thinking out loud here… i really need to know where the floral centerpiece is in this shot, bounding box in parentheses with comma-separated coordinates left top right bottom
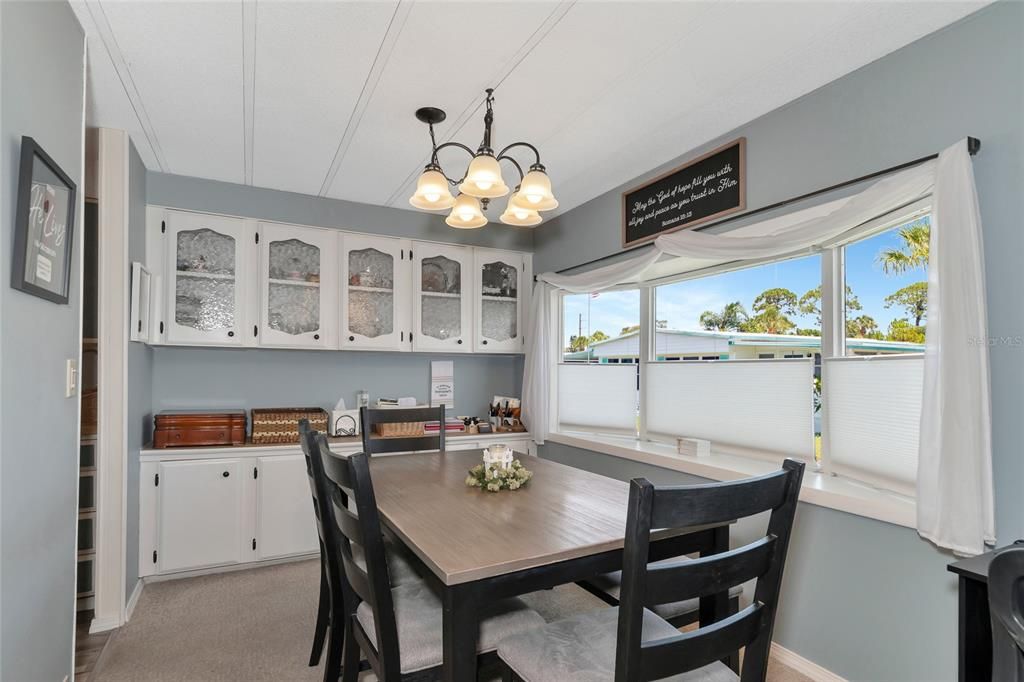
(465, 458, 533, 492)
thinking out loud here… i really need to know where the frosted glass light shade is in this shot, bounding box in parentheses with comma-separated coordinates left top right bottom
(410, 168, 455, 210)
(512, 168, 558, 211)
(445, 194, 487, 229)
(499, 192, 542, 226)
(459, 153, 509, 199)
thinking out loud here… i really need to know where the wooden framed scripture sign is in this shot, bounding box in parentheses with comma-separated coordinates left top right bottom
(622, 137, 745, 248)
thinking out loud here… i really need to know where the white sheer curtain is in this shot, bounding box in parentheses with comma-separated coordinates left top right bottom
(521, 138, 992, 555)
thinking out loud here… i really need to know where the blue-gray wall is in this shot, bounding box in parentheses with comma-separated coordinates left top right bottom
(125, 140, 151, 603)
(535, 4, 1022, 680)
(0, 2, 86, 679)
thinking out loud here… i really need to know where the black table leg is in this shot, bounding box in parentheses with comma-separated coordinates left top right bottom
(443, 582, 480, 682)
(698, 525, 737, 673)
(959, 575, 992, 682)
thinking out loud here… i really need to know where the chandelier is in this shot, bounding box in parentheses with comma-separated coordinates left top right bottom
(409, 89, 558, 228)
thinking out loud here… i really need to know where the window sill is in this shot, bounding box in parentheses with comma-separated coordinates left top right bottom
(546, 432, 917, 530)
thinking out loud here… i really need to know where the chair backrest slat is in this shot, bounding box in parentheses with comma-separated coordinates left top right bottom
(639, 604, 767, 680)
(360, 405, 446, 456)
(317, 437, 403, 680)
(645, 535, 777, 606)
(649, 469, 790, 530)
(615, 458, 804, 682)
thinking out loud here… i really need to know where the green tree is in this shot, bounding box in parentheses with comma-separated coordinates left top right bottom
(846, 314, 883, 339)
(590, 330, 609, 344)
(798, 286, 862, 326)
(740, 305, 796, 335)
(878, 218, 930, 274)
(795, 328, 822, 337)
(699, 302, 748, 331)
(752, 288, 799, 316)
(884, 282, 928, 326)
(566, 330, 608, 353)
(886, 318, 926, 344)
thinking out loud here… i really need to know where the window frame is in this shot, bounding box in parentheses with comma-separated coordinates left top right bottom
(552, 204, 931, 496)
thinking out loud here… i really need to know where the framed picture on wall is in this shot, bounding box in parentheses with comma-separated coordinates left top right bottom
(11, 136, 77, 304)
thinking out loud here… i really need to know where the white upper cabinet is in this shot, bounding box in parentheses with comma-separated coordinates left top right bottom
(412, 242, 473, 352)
(257, 223, 336, 349)
(163, 211, 251, 346)
(340, 234, 411, 351)
(473, 249, 528, 353)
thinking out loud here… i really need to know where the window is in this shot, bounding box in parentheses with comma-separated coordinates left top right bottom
(558, 290, 640, 436)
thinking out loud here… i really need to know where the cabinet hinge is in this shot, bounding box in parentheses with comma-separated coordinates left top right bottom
(152, 550, 158, 564)
(253, 466, 258, 479)
(252, 538, 256, 551)
(400, 249, 404, 260)
(254, 325, 258, 337)
(155, 473, 159, 486)
(138, 320, 143, 333)
(160, 220, 166, 234)
(159, 321, 164, 334)
(255, 232, 259, 244)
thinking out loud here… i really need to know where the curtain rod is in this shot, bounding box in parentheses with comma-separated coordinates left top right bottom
(542, 136, 980, 278)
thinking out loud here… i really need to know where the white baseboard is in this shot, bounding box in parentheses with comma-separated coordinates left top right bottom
(771, 643, 846, 682)
(89, 615, 120, 634)
(124, 579, 143, 622)
(144, 553, 318, 583)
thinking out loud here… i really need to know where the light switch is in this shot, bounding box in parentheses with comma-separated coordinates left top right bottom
(66, 359, 77, 398)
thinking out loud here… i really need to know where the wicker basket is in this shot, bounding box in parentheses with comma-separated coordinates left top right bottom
(374, 421, 425, 438)
(251, 407, 328, 444)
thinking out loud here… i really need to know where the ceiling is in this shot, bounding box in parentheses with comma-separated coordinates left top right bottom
(73, 0, 986, 223)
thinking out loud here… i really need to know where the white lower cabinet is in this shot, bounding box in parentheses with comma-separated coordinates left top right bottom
(155, 459, 248, 573)
(255, 455, 319, 560)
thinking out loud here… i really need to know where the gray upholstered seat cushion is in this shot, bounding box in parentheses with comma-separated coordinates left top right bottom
(356, 581, 545, 674)
(497, 606, 738, 682)
(585, 556, 743, 621)
(351, 539, 420, 586)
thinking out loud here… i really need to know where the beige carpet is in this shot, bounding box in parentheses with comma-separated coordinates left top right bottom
(94, 559, 812, 681)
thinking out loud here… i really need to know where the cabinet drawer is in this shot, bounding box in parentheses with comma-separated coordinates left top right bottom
(154, 425, 245, 448)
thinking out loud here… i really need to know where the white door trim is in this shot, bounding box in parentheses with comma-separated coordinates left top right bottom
(92, 127, 129, 633)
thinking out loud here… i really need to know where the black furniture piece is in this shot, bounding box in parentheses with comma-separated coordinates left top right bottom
(989, 547, 1024, 681)
(317, 439, 544, 681)
(360, 405, 446, 455)
(299, 420, 347, 681)
(496, 459, 805, 682)
(948, 541, 1024, 681)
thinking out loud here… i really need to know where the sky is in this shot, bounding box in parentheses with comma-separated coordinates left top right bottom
(562, 221, 928, 348)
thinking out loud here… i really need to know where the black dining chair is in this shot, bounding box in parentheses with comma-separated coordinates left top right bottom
(360, 405, 445, 456)
(497, 459, 805, 682)
(316, 437, 545, 681)
(989, 546, 1024, 681)
(299, 421, 420, 680)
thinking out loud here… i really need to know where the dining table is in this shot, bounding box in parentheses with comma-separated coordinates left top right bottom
(366, 450, 734, 682)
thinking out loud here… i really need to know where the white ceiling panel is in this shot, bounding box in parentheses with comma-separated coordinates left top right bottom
(99, 1, 245, 183)
(325, 0, 563, 206)
(251, 1, 398, 194)
(75, 0, 988, 224)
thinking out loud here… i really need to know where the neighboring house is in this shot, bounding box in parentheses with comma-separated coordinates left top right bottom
(567, 329, 923, 363)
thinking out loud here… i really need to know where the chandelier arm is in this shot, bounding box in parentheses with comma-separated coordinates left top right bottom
(495, 141, 542, 167)
(431, 141, 477, 185)
(495, 154, 525, 187)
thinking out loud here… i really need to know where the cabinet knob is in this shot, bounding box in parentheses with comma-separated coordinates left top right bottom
(457, 339, 463, 345)
(314, 334, 320, 340)
(222, 471, 230, 478)
(349, 335, 355, 342)
(227, 331, 235, 338)
(482, 340, 488, 345)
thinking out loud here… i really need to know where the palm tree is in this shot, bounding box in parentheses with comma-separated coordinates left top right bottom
(699, 301, 748, 331)
(877, 218, 930, 274)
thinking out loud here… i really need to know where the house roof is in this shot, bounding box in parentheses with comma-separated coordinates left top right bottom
(587, 328, 923, 353)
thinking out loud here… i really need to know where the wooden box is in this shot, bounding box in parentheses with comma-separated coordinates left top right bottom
(251, 407, 328, 444)
(153, 410, 247, 449)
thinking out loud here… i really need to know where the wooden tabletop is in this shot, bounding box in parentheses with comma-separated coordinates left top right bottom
(369, 451, 662, 585)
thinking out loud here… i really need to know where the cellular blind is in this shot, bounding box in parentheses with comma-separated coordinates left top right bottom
(823, 355, 923, 496)
(646, 359, 815, 459)
(557, 364, 637, 434)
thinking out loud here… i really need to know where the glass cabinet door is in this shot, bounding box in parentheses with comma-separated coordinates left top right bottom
(259, 224, 334, 348)
(165, 212, 247, 345)
(476, 253, 523, 352)
(413, 243, 472, 352)
(340, 235, 409, 350)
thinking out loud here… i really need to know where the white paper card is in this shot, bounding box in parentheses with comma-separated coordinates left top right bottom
(430, 361, 454, 409)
